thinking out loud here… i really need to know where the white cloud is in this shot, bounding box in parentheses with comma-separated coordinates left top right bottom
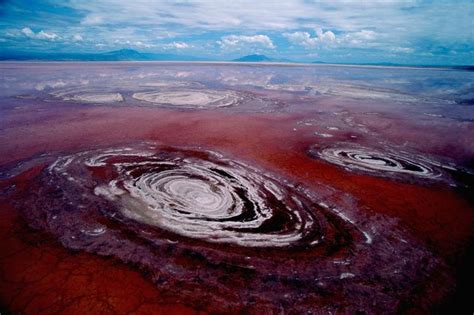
(341, 30, 377, 45)
(73, 1, 316, 30)
(113, 39, 156, 48)
(283, 28, 335, 47)
(218, 35, 275, 49)
(81, 15, 104, 25)
(133, 41, 155, 48)
(316, 28, 336, 42)
(156, 31, 176, 40)
(284, 28, 381, 49)
(164, 41, 191, 49)
(21, 27, 59, 40)
(66, 1, 431, 36)
(36, 30, 59, 40)
(21, 27, 35, 37)
(73, 34, 83, 41)
(284, 32, 315, 46)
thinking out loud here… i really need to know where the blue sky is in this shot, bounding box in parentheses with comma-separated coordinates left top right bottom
(0, 0, 473, 65)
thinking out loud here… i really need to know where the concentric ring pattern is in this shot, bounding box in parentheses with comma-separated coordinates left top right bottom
(132, 89, 241, 108)
(42, 144, 362, 248)
(310, 144, 450, 181)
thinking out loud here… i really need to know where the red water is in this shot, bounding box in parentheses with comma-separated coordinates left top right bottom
(1, 102, 472, 314)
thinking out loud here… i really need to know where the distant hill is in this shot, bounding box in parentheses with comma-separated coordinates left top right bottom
(233, 54, 272, 62)
(233, 54, 292, 63)
(0, 49, 207, 62)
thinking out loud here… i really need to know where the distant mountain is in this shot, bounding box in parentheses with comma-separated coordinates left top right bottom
(98, 49, 147, 61)
(0, 49, 207, 62)
(233, 54, 293, 63)
(233, 54, 272, 62)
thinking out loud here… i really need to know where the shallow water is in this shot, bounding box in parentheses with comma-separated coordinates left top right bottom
(0, 62, 473, 314)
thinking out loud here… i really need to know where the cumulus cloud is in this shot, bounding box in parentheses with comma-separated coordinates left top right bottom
(284, 28, 381, 49)
(283, 32, 315, 46)
(283, 28, 335, 47)
(316, 28, 336, 42)
(218, 35, 275, 49)
(164, 41, 191, 49)
(21, 27, 59, 40)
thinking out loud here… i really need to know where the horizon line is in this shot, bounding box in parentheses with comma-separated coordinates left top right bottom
(1, 60, 471, 71)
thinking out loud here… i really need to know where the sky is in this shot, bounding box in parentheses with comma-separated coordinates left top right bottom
(0, 0, 473, 65)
